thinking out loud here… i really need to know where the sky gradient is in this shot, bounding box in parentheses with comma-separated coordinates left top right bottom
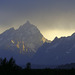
(0, 0, 75, 40)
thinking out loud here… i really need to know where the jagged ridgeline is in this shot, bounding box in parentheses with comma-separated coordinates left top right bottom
(0, 21, 50, 54)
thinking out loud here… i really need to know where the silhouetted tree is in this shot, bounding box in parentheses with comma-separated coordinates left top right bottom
(7, 57, 15, 71)
(8, 57, 15, 66)
(0, 58, 2, 65)
(8, 57, 22, 70)
(1, 58, 7, 66)
(0, 58, 8, 71)
(26, 62, 31, 69)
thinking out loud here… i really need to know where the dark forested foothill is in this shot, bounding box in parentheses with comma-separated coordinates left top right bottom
(0, 57, 75, 75)
(0, 58, 75, 75)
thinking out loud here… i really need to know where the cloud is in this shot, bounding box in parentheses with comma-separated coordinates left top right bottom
(0, 0, 75, 32)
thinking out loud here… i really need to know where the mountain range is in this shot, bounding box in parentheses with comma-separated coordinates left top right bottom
(0, 21, 49, 52)
(0, 21, 49, 65)
(32, 33, 75, 65)
(0, 21, 75, 67)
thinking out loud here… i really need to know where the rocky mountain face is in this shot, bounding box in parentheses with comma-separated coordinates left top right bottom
(1, 21, 75, 66)
(0, 21, 48, 53)
(0, 21, 49, 65)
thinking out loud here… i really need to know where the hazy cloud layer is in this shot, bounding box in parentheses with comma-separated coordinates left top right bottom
(0, 0, 75, 40)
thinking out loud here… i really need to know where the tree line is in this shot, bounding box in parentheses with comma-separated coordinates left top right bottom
(0, 57, 31, 72)
(0, 57, 75, 75)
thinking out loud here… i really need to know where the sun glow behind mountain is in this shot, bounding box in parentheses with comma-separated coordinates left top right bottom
(0, 0, 75, 41)
(41, 29, 75, 41)
(1, 22, 75, 41)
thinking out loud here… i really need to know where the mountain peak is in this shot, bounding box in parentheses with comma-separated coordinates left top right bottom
(2, 27, 15, 35)
(71, 32, 75, 37)
(23, 21, 32, 27)
(53, 37, 58, 41)
(18, 21, 34, 30)
(26, 20, 31, 25)
(0, 21, 49, 54)
(9, 27, 15, 31)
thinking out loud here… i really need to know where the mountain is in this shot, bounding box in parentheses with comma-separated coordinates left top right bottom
(0, 21, 49, 65)
(57, 63, 75, 69)
(32, 33, 75, 65)
(1, 21, 75, 67)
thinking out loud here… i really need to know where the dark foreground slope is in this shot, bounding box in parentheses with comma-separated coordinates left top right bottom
(0, 58, 75, 75)
(0, 68, 75, 75)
